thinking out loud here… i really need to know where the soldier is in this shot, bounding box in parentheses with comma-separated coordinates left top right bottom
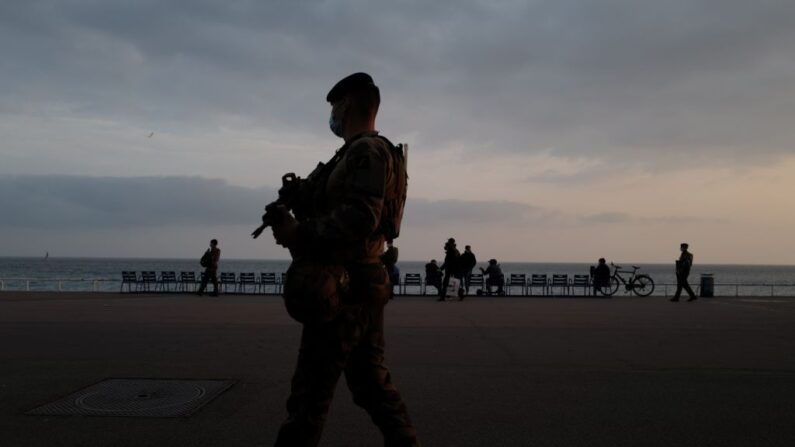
(270, 73, 419, 447)
(196, 239, 220, 296)
(671, 242, 697, 302)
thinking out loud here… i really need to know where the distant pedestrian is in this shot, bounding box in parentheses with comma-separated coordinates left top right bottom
(438, 238, 461, 301)
(671, 242, 697, 302)
(591, 258, 612, 296)
(197, 239, 220, 296)
(459, 245, 477, 294)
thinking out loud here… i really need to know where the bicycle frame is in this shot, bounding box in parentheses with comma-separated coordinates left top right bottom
(612, 265, 641, 291)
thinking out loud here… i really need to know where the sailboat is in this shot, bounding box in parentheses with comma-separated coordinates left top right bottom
(44, 251, 49, 260)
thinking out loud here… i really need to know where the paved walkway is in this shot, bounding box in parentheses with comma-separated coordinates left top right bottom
(1, 292, 794, 446)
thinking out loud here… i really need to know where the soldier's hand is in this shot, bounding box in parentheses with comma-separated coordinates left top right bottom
(271, 206, 299, 248)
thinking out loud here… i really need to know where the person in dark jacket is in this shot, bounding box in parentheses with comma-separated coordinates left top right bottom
(197, 239, 220, 296)
(591, 258, 612, 296)
(438, 238, 461, 301)
(480, 259, 504, 295)
(459, 245, 477, 294)
(671, 242, 697, 302)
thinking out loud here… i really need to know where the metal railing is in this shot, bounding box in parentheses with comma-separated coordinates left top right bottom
(0, 278, 119, 292)
(1, 276, 795, 297)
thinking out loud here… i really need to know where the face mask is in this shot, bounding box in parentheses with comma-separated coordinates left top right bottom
(329, 115, 344, 138)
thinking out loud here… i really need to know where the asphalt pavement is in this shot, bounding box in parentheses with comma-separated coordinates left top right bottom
(1, 292, 794, 446)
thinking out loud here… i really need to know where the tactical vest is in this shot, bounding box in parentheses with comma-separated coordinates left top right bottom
(297, 134, 408, 242)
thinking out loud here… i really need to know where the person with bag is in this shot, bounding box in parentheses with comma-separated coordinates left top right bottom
(269, 73, 419, 447)
(197, 239, 220, 296)
(438, 238, 461, 301)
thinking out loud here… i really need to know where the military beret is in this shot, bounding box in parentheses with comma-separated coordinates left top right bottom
(326, 72, 377, 103)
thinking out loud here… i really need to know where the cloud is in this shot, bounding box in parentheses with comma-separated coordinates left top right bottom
(0, 175, 274, 228)
(404, 198, 560, 227)
(0, 175, 566, 229)
(579, 212, 728, 225)
(2, 0, 795, 171)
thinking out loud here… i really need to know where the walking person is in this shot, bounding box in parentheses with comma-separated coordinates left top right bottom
(671, 242, 697, 302)
(197, 239, 220, 296)
(268, 73, 419, 447)
(459, 245, 477, 295)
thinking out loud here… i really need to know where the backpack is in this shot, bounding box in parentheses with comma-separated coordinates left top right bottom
(200, 249, 211, 268)
(376, 136, 408, 242)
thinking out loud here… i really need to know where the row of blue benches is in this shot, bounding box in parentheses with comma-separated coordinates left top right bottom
(120, 271, 285, 294)
(404, 273, 594, 296)
(120, 271, 598, 296)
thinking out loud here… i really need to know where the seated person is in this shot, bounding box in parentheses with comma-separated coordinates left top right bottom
(591, 258, 611, 295)
(480, 259, 504, 294)
(424, 259, 442, 292)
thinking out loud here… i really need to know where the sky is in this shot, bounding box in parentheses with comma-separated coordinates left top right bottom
(1, 0, 794, 264)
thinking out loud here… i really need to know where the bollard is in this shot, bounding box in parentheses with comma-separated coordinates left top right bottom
(699, 274, 714, 297)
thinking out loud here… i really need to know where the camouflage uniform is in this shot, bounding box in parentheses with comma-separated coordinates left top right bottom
(275, 131, 419, 447)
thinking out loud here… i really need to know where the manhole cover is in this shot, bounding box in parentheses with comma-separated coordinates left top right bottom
(28, 378, 234, 417)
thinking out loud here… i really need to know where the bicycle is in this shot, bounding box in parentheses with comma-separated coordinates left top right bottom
(596, 263, 655, 297)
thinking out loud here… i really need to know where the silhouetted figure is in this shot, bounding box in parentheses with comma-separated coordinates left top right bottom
(591, 258, 611, 295)
(269, 73, 418, 447)
(381, 241, 400, 293)
(197, 239, 220, 296)
(425, 259, 442, 293)
(480, 259, 504, 295)
(459, 245, 477, 294)
(671, 242, 697, 302)
(438, 238, 461, 301)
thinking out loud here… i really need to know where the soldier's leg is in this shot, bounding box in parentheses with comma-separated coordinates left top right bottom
(275, 318, 358, 447)
(344, 304, 419, 447)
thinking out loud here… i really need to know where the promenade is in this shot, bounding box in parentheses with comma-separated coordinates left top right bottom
(1, 292, 794, 446)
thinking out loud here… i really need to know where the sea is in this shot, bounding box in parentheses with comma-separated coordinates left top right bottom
(1, 257, 795, 297)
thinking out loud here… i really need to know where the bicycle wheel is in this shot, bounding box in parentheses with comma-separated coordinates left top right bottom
(598, 277, 620, 296)
(631, 274, 655, 297)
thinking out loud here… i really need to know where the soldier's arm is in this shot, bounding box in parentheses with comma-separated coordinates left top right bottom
(301, 140, 388, 243)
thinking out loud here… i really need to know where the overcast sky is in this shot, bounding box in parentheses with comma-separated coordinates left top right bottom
(2, 0, 794, 264)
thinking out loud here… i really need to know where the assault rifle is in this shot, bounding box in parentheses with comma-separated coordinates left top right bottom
(251, 173, 303, 239)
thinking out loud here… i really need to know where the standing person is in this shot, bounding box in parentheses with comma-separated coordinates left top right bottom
(438, 238, 461, 301)
(459, 245, 477, 295)
(671, 242, 697, 302)
(381, 241, 400, 294)
(591, 258, 611, 296)
(269, 73, 419, 447)
(197, 239, 220, 296)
